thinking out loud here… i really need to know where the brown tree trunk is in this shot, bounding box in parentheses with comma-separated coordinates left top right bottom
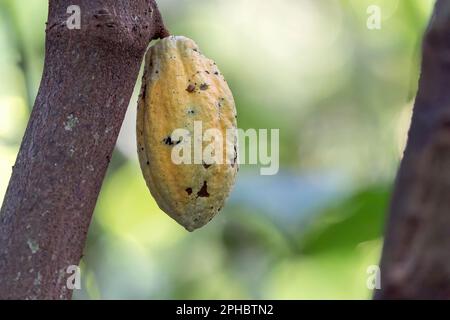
(0, 0, 167, 300)
(376, 0, 450, 299)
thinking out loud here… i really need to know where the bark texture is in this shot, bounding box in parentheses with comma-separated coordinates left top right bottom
(0, 0, 167, 299)
(376, 0, 450, 299)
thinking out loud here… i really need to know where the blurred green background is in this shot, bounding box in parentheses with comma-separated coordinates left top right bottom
(0, 0, 435, 299)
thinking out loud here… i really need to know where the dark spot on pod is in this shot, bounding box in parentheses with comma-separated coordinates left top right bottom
(163, 136, 181, 146)
(186, 84, 196, 93)
(205, 71, 210, 74)
(203, 162, 211, 169)
(163, 136, 174, 145)
(197, 181, 210, 198)
(200, 83, 209, 91)
(185, 188, 193, 195)
(146, 161, 150, 165)
(214, 71, 219, 75)
(141, 84, 147, 101)
(231, 145, 237, 168)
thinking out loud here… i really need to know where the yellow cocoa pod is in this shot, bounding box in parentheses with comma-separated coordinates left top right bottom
(137, 36, 238, 232)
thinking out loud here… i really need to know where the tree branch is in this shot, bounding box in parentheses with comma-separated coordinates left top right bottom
(0, 0, 167, 299)
(376, 0, 450, 299)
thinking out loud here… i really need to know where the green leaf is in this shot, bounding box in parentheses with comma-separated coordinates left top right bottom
(299, 185, 390, 254)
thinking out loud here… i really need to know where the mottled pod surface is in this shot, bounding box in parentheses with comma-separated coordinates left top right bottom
(137, 36, 238, 231)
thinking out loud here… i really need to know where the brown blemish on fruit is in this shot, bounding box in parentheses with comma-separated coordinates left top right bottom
(231, 145, 237, 168)
(186, 84, 195, 93)
(197, 181, 210, 198)
(163, 136, 181, 146)
(203, 162, 211, 169)
(141, 82, 147, 101)
(163, 136, 174, 145)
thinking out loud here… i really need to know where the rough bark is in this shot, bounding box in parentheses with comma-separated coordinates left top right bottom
(376, 0, 450, 299)
(0, 0, 168, 299)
